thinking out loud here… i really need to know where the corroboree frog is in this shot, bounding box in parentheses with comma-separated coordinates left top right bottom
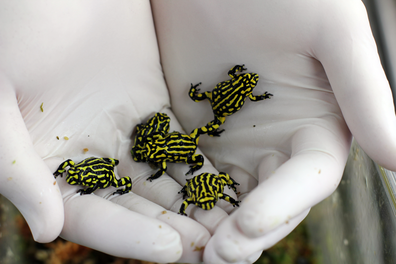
(131, 113, 170, 162)
(53, 157, 132, 195)
(131, 113, 205, 181)
(144, 131, 204, 181)
(189, 64, 273, 136)
(178, 172, 240, 216)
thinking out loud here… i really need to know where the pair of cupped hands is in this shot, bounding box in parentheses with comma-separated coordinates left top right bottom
(1, 1, 396, 263)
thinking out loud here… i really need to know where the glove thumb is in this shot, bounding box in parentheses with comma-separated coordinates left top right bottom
(0, 73, 64, 242)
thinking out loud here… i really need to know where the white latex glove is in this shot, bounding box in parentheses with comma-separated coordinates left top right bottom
(152, 0, 396, 263)
(0, 1, 240, 263)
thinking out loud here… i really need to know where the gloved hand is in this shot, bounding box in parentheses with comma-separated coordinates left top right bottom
(0, 1, 238, 263)
(152, 0, 396, 263)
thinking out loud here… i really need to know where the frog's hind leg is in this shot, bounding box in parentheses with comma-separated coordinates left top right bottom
(218, 193, 240, 207)
(53, 159, 75, 177)
(189, 82, 212, 102)
(112, 176, 132, 195)
(228, 64, 247, 78)
(178, 198, 195, 216)
(249, 91, 273, 101)
(189, 116, 225, 138)
(147, 161, 167, 182)
(185, 154, 204, 175)
(206, 116, 226, 137)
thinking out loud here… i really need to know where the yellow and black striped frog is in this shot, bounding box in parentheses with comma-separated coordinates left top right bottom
(189, 64, 273, 136)
(178, 172, 240, 216)
(143, 130, 204, 181)
(53, 157, 132, 195)
(131, 112, 204, 181)
(131, 112, 170, 162)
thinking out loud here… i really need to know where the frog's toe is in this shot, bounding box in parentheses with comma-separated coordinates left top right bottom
(208, 129, 225, 137)
(112, 189, 129, 195)
(76, 189, 87, 195)
(263, 92, 273, 98)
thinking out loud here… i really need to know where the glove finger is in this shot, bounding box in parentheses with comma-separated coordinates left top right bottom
(61, 192, 183, 263)
(0, 74, 64, 242)
(203, 209, 309, 264)
(314, 0, 396, 170)
(236, 125, 350, 238)
(111, 192, 210, 263)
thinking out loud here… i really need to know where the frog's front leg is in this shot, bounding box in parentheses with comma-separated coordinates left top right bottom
(77, 182, 100, 195)
(147, 160, 167, 181)
(218, 193, 240, 207)
(185, 154, 204, 175)
(219, 172, 240, 193)
(178, 198, 195, 216)
(249, 91, 273, 101)
(53, 159, 74, 177)
(189, 82, 212, 102)
(228, 64, 247, 78)
(178, 185, 188, 199)
(112, 176, 132, 195)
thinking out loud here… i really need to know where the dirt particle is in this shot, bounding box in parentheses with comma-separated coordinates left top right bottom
(318, 169, 321, 174)
(53, 181, 57, 185)
(253, 125, 256, 127)
(12, 160, 16, 164)
(56, 136, 60, 140)
(162, 211, 167, 214)
(159, 225, 162, 229)
(64, 136, 69, 140)
(7, 177, 12, 181)
(40, 103, 44, 112)
(83, 148, 89, 153)
(193, 246, 205, 252)
(191, 242, 195, 247)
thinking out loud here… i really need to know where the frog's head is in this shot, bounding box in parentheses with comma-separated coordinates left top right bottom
(250, 73, 259, 88)
(108, 158, 119, 166)
(152, 113, 171, 133)
(218, 172, 231, 184)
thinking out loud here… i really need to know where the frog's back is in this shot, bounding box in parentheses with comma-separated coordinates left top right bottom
(76, 157, 116, 177)
(192, 173, 223, 199)
(212, 74, 258, 116)
(164, 132, 198, 156)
